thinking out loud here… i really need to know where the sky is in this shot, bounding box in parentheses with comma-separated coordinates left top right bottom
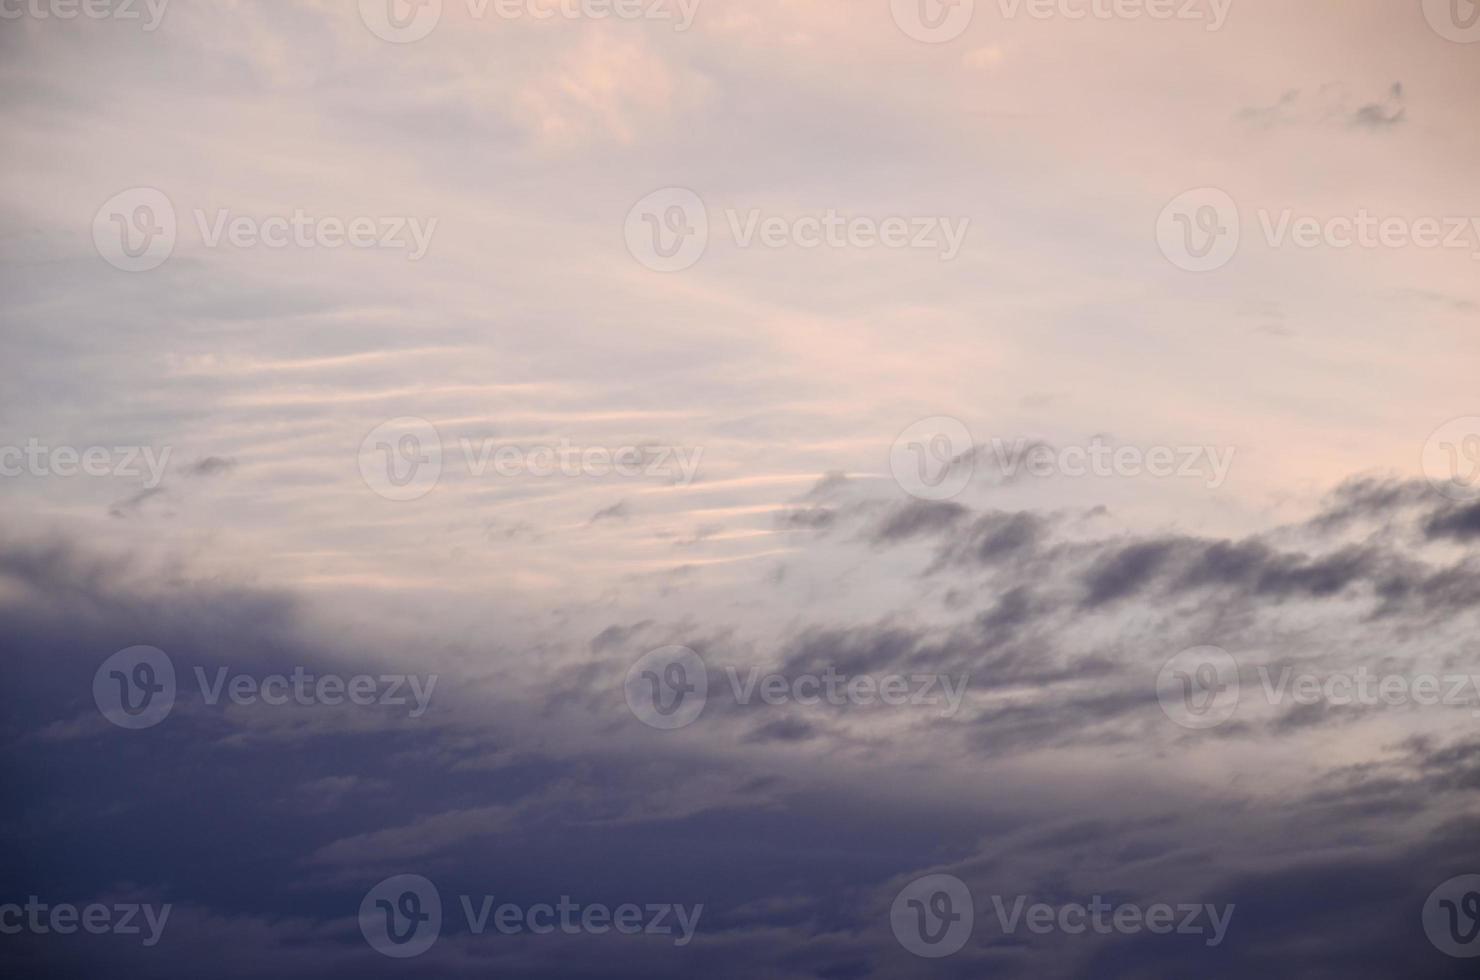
(2, 0, 1480, 977)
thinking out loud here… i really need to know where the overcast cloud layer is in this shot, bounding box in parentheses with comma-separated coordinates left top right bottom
(2, 1, 1480, 977)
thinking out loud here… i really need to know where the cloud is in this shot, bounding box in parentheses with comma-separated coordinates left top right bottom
(590, 500, 632, 523)
(5, 4, 1480, 976)
(869, 500, 968, 544)
(1351, 82, 1407, 128)
(108, 486, 168, 519)
(1424, 502, 1480, 543)
(744, 717, 818, 744)
(5, 469, 1480, 976)
(186, 456, 237, 477)
(1236, 82, 1407, 130)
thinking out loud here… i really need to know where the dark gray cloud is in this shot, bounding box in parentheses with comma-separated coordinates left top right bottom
(108, 486, 168, 519)
(1425, 503, 1480, 543)
(4, 3, 1478, 976)
(744, 717, 819, 744)
(185, 456, 237, 478)
(779, 506, 838, 531)
(825, 480, 1480, 626)
(869, 500, 967, 544)
(590, 500, 632, 524)
(590, 620, 655, 653)
(1081, 539, 1180, 607)
(6, 464, 1480, 978)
